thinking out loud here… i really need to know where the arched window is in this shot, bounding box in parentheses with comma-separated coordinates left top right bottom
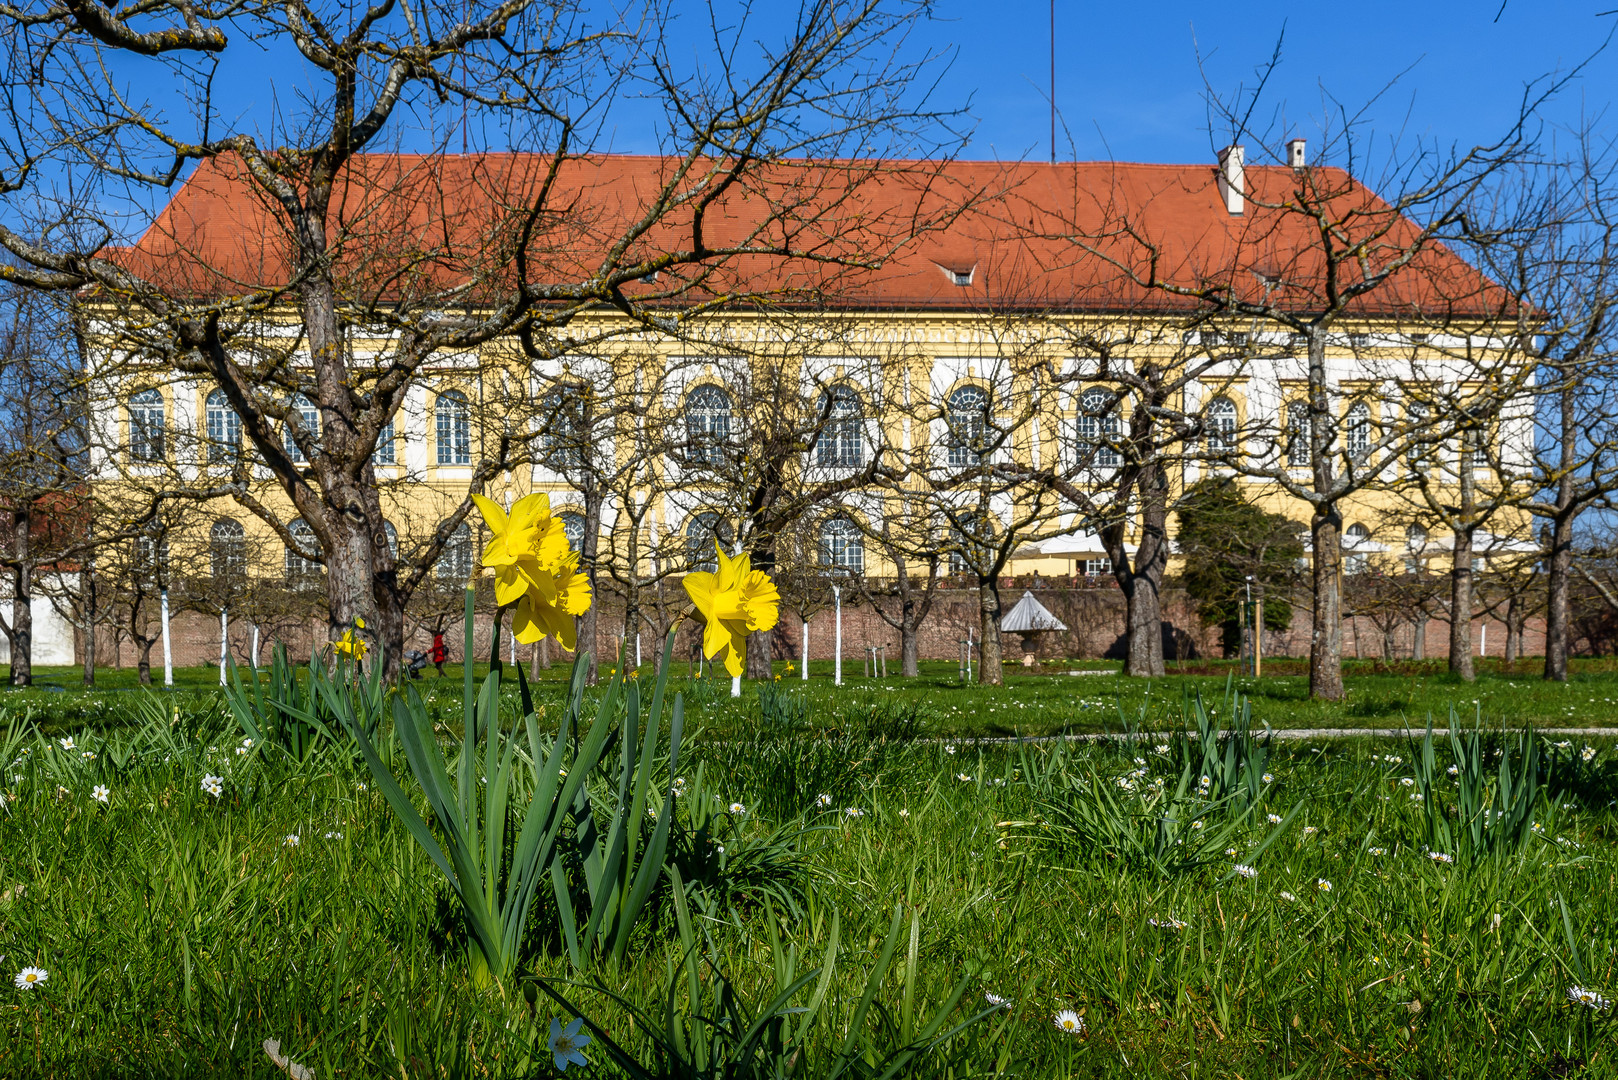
(373, 418, 396, 466)
(128, 389, 166, 462)
(383, 521, 399, 561)
(541, 386, 586, 470)
(1205, 396, 1238, 455)
(285, 519, 322, 583)
(815, 385, 864, 468)
(818, 516, 865, 574)
(1076, 388, 1120, 468)
(685, 511, 732, 572)
(205, 389, 241, 463)
(436, 391, 471, 465)
(1344, 522, 1371, 575)
(558, 511, 587, 550)
(209, 519, 246, 580)
(684, 385, 732, 465)
(284, 394, 320, 463)
(1405, 524, 1427, 550)
(438, 522, 472, 581)
(946, 385, 989, 468)
(1344, 402, 1371, 459)
(1285, 401, 1311, 467)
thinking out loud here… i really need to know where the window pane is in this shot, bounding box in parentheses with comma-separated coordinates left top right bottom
(436, 392, 470, 465)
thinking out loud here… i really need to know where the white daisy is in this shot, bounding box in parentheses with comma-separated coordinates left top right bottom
(13, 966, 47, 990)
(1410, 793, 1424, 802)
(1567, 986, 1611, 1010)
(815, 793, 833, 808)
(898, 808, 910, 817)
(91, 785, 109, 804)
(1316, 878, 1333, 892)
(1368, 847, 1385, 856)
(985, 991, 1010, 1008)
(728, 802, 746, 815)
(284, 834, 300, 847)
(1233, 864, 1257, 879)
(1267, 813, 1282, 824)
(1053, 1009, 1085, 1035)
(1262, 772, 1274, 783)
(844, 807, 865, 818)
(1279, 891, 1297, 902)
(1581, 746, 1596, 763)
(1399, 778, 1415, 788)
(957, 773, 972, 782)
(57, 737, 75, 751)
(201, 775, 224, 798)
(1427, 852, 1454, 865)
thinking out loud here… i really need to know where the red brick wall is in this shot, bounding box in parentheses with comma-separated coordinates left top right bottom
(83, 583, 1551, 670)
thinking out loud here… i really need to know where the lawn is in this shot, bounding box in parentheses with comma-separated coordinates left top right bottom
(2, 654, 1617, 1077)
(10, 656, 1618, 737)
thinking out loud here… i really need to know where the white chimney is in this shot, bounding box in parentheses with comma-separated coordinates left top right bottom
(1217, 145, 1245, 216)
(1287, 137, 1307, 170)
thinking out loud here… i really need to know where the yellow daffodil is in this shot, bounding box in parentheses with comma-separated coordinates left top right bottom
(682, 543, 780, 677)
(334, 629, 368, 661)
(510, 550, 592, 649)
(471, 493, 571, 579)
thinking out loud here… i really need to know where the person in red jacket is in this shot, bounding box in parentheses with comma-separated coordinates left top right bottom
(430, 631, 448, 676)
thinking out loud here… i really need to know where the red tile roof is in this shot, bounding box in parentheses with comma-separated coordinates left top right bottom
(111, 153, 1506, 319)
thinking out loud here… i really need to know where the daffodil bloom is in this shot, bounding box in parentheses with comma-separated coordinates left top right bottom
(334, 629, 368, 660)
(682, 543, 780, 677)
(510, 550, 592, 649)
(472, 493, 571, 582)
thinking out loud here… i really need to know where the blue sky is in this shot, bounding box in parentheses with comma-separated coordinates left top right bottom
(897, 0, 1617, 164)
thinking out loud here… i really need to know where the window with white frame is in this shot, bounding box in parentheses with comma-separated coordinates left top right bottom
(815, 385, 864, 468)
(373, 418, 396, 466)
(1285, 401, 1311, 467)
(540, 386, 586, 470)
(684, 385, 732, 466)
(1405, 402, 1429, 475)
(209, 519, 245, 579)
(1344, 402, 1371, 460)
(818, 516, 865, 574)
(128, 389, 166, 463)
(438, 522, 473, 581)
(1344, 522, 1370, 574)
(135, 530, 168, 584)
(284, 394, 320, 463)
(1076, 388, 1120, 468)
(205, 389, 241, 463)
(946, 385, 989, 468)
(285, 519, 322, 584)
(435, 391, 471, 465)
(383, 521, 399, 562)
(1205, 396, 1238, 455)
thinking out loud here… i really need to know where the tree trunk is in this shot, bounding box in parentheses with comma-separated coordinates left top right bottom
(81, 558, 96, 688)
(1504, 595, 1522, 663)
(8, 507, 30, 687)
(580, 486, 603, 682)
(977, 575, 1004, 686)
(1449, 526, 1475, 681)
(1308, 508, 1345, 701)
(1412, 614, 1427, 660)
(1544, 510, 1573, 682)
(1112, 457, 1167, 677)
(900, 606, 921, 677)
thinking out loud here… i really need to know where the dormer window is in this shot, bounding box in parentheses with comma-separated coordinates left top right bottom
(937, 263, 975, 287)
(950, 269, 973, 286)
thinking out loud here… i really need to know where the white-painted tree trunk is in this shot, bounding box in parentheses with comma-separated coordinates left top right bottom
(160, 587, 173, 687)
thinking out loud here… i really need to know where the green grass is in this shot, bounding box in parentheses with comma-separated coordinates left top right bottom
(12, 656, 1618, 737)
(3, 687, 1618, 1077)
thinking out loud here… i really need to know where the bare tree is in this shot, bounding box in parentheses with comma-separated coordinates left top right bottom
(0, 0, 964, 672)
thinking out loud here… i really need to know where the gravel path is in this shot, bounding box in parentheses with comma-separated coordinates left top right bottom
(948, 727, 1618, 744)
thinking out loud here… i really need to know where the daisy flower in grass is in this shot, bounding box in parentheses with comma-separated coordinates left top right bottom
(91, 785, 109, 804)
(1428, 852, 1454, 865)
(1053, 1009, 1085, 1035)
(1316, 878, 1333, 892)
(13, 967, 47, 990)
(1267, 813, 1282, 824)
(1279, 891, 1297, 902)
(815, 793, 833, 808)
(1233, 864, 1257, 879)
(1568, 986, 1612, 1010)
(844, 807, 865, 818)
(58, 737, 75, 751)
(728, 803, 746, 815)
(201, 775, 224, 798)
(284, 834, 300, 848)
(985, 992, 1010, 1008)
(1368, 847, 1386, 856)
